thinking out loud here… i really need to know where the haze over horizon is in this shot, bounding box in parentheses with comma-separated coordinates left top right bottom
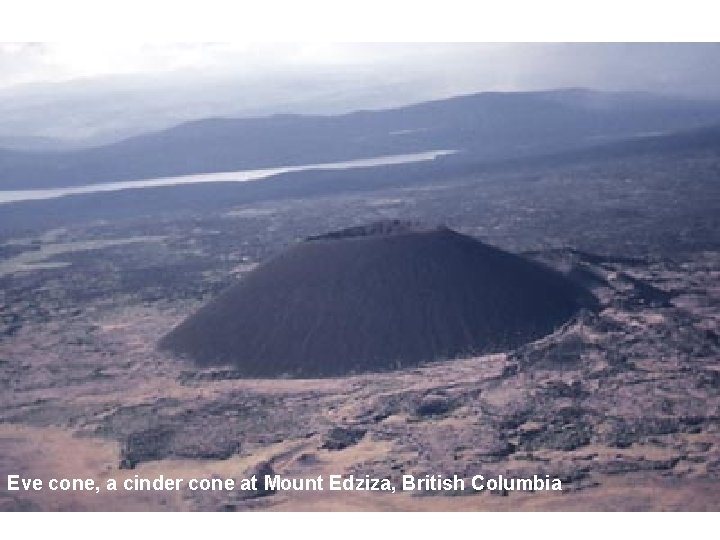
(1, 43, 719, 145)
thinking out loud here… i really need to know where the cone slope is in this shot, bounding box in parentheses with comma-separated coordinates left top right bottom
(160, 223, 595, 377)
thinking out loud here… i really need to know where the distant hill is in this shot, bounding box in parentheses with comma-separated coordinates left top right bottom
(141, 120, 720, 203)
(160, 222, 596, 378)
(2, 88, 720, 190)
(2, 119, 720, 235)
(0, 135, 83, 152)
(499, 123, 720, 169)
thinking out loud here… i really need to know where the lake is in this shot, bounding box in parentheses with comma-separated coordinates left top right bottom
(0, 149, 456, 205)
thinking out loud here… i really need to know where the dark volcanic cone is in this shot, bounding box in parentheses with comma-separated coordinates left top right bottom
(160, 221, 596, 378)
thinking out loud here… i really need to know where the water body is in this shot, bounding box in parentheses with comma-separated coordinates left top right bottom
(0, 150, 456, 205)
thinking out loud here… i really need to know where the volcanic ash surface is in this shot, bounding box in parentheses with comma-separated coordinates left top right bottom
(160, 222, 596, 377)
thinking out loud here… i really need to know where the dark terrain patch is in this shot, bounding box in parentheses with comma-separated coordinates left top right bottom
(160, 222, 595, 377)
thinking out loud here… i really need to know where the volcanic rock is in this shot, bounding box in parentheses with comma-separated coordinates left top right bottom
(160, 221, 596, 377)
(322, 426, 367, 450)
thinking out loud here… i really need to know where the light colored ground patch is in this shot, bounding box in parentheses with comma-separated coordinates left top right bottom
(3, 227, 69, 246)
(0, 236, 165, 277)
(365, 198, 406, 207)
(224, 207, 277, 218)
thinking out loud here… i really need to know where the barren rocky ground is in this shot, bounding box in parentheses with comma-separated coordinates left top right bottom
(2, 145, 720, 511)
(1, 203, 718, 510)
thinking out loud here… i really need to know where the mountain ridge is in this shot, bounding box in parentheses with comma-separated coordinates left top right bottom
(2, 88, 720, 190)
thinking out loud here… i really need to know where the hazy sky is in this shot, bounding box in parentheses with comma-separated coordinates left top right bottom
(2, 43, 720, 97)
(1, 43, 719, 142)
